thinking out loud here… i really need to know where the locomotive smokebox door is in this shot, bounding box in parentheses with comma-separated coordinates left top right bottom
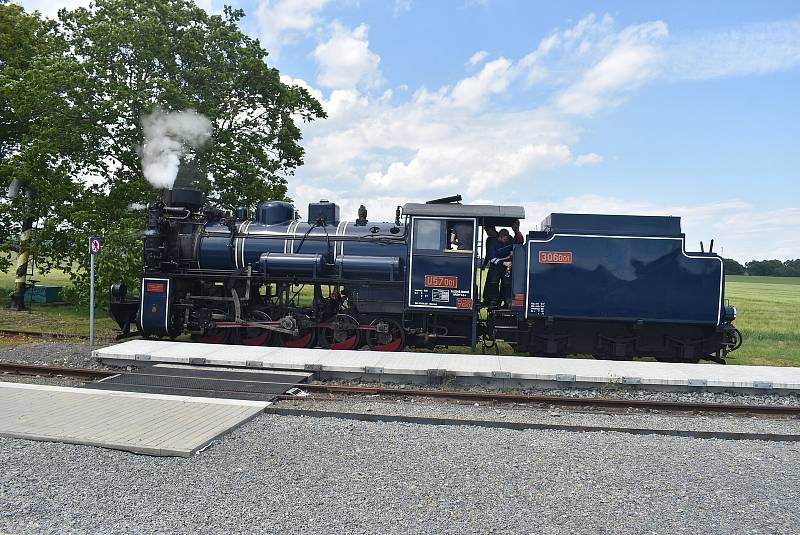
(407, 216, 476, 311)
(139, 277, 173, 337)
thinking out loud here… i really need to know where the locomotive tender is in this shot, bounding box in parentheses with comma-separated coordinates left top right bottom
(110, 187, 741, 363)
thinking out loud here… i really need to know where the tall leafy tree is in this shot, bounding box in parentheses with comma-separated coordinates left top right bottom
(745, 259, 786, 277)
(722, 258, 746, 276)
(1, 0, 325, 304)
(0, 2, 90, 308)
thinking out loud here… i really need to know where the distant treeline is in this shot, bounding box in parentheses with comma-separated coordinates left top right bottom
(724, 258, 800, 277)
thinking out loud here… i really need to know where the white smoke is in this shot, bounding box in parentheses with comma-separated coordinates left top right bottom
(139, 109, 212, 190)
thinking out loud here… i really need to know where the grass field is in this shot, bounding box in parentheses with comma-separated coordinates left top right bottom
(1, 268, 798, 366)
(724, 276, 800, 366)
(0, 267, 117, 341)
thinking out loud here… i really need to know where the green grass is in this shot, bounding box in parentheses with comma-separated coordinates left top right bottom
(0, 266, 73, 291)
(727, 275, 800, 285)
(0, 266, 117, 343)
(1, 268, 798, 366)
(724, 276, 800, 367)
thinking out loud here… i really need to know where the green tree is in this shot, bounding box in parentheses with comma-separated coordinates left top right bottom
(745, 259, 786, 277)
(722, 258, 746, 275)
(2, 0, 325, 305)
(0, 2, 91, 309)
(782, 259, 800, 277)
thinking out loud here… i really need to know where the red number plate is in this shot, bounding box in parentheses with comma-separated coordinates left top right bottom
(145, 282, 166, 293)
(424, 275, 458, 288)
(538, 251, 573, 264)
(456, 298, 473, 309)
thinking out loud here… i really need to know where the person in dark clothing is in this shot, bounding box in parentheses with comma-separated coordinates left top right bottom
(483, 220, 523, 307)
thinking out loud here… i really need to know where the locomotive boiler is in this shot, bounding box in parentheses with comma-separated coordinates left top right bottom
(110, 188, 741, 363)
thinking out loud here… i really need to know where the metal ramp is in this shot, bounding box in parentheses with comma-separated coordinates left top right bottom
(85, 364, 311, 402)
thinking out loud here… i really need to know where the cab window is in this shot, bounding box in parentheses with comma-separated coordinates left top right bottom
(414, 219, 443, 251)
(447, 221, 474, 252)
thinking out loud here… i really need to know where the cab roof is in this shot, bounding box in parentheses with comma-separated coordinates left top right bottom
(402, 203, 525, 224)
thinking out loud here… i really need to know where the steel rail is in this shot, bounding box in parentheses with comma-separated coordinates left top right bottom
(0, 362, 114, 379)
(1, 362, 798, 417)
(293, 383, 800, 417)
(0, 329, 88, 339)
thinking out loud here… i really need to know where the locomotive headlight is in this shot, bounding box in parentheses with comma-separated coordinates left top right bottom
(110, 282, 127, 301)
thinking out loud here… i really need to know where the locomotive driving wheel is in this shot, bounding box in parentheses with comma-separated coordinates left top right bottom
(319, 314, 361, 350)
(191, 328, 230, 344)
(276, 314, 317, 348)
(278, 329, 316, 348)
(366, 318, 406, 352)
(240, 310, 273, 346)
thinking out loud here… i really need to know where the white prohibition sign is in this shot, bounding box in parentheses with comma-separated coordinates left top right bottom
(89, 236, 102, 256)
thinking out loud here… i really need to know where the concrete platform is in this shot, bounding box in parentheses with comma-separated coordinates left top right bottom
(94, 340, 800, 393)
(0, 381, 269, 457)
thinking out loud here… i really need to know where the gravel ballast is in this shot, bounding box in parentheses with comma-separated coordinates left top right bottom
(275, 396, 800, 437)
(1, 414, 798, 534)
(0, 342, 104, 369)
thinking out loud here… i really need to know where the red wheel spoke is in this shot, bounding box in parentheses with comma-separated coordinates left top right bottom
(280, 329, 315, 348)
(327, 334, 359, 350)
(367, 319, 405, 352)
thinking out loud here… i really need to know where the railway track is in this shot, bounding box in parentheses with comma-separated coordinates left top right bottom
(1, 361, 799, 417)
(294, 384, 800, 417)
(0, 328, 88, 340)
(0, 362, 112, 380)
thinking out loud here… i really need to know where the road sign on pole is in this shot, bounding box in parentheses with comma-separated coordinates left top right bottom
(88, 237, 102, 351)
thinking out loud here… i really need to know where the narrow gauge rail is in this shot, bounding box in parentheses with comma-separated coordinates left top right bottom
(0, 329, 88, 339)
(0, 362, 110, 379)
(1, 362, 798, 417)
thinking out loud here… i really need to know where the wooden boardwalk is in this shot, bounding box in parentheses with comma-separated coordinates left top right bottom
(0, 381, 269, 457)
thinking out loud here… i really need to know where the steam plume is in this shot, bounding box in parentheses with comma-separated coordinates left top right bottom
(140, 109, 212, 190)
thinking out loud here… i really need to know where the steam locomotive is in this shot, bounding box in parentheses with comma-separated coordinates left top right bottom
(110, 188, 741, 363)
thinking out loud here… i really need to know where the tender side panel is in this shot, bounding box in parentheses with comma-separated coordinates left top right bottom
(526, 235, 722, 324)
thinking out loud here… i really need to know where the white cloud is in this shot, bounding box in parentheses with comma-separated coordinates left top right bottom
(450, 57, 516, 109)
(574, 153, 603, 166)
(668, 17, 800, 80)
(468, 50, 489, 66)
(393, 0, 413, 17)
(555, 21, 668, 115)
(256, 0, 329, 57)
(313, 23, 382, 89)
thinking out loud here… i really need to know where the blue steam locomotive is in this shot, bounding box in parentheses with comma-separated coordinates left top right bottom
(109, 188, 741, 363)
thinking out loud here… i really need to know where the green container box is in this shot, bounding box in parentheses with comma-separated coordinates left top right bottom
(23, 285, 64, 304)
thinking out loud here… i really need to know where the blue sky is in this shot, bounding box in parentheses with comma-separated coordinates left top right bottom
(21, 0, 800, 261)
